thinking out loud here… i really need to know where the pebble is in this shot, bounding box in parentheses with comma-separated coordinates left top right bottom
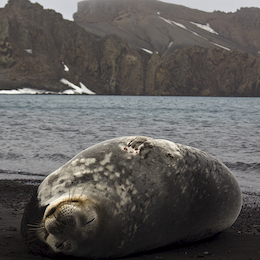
(8, 226, 17, 231)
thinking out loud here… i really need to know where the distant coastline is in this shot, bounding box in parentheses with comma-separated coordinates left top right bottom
(0, 79, 96, 95)
(0, 0, 260, 96)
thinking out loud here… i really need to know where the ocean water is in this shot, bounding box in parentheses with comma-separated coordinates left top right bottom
(0, 95, 259, 195)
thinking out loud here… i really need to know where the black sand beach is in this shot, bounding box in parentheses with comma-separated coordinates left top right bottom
(0, 180, 259, 260)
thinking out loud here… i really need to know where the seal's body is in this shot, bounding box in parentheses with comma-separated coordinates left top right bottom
(21, 136, 242, 258)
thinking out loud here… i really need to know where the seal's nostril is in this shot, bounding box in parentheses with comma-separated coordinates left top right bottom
(46, 221, 64, 235)
(57, 204, 78, 226)
(58, 216, 76, 227)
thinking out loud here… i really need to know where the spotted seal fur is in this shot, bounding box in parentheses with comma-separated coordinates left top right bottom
(21, 136, 242, 258)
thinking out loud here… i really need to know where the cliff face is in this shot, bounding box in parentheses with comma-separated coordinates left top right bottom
(0, 0, 260, 96)
(146, 47, 260, 96)
(0, 0, 99, 92)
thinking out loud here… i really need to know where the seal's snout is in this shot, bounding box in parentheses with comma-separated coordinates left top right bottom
(41, 199, 99, 253)
(44, 202, 80, 236)
(55, 203, 78, 226)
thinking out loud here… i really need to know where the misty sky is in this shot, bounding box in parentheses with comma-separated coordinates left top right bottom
(0, 0, 260, 20)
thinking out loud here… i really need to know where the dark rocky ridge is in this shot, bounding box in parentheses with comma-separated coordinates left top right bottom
(0, 0, 99, 92)
(0, 0, 260, 96)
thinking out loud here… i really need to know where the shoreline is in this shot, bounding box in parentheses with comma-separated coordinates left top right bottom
(0, 179, 260, 260)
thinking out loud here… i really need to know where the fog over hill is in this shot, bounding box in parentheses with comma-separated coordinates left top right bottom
(0, 0, 260, 96)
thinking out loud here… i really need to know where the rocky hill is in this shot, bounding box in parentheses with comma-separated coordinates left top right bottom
(74, 0, 260, 57)
(0, 0, 99, 93)
(0, 0, 260, 96)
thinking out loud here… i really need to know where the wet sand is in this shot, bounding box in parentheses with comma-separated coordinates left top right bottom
(0, 180, 259, 260)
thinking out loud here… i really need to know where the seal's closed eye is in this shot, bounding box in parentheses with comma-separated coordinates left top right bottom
(46, 207, 57, 218)
(85, 218, 95, 226)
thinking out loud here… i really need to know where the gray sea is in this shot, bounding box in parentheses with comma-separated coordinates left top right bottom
(0, 95, 259, 195)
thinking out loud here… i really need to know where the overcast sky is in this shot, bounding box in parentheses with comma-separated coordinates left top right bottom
(0, 0, 260, 20)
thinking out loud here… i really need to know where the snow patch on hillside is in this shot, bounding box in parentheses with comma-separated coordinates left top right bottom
(212, 42, 230, 51)
(79, 82, 96, 95)
(190, 22, 219, 35)
(25, 49, 33, 54)
(60, 78, 96, 94)
(159, 16, 230, 52)
(141, 48, 154, 54)
(168, 41, 173, 48)
(172, 21, 187, 30)
(159, 17, 187, 30)
(62, 62, 69, 72)
(0, 88, 53, 95)
(0, 80, 96, 95)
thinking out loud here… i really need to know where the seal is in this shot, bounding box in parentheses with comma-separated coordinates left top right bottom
(21, 136, 242, 258)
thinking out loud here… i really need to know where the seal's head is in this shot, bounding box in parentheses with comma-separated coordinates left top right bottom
(39, 196, 99, 255)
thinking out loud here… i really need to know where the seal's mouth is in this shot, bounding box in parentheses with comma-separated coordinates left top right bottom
(85, 218, 95, 225)
(43, 217, 95, 252)
(55, 239, 72, 251)
(55, 241, 64, 249)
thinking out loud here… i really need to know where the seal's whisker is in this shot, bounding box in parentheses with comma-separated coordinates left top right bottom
(68, 183, 78, 204)
(27, 222, 45, 235)
(79, 186, 87, 200)
(25, 235, 42, 243)
(71, 186, 76, 200)
(68, 183, 72, 201)
(27, 222, 44, 231)
(70, 188, 83, 211)
(24, 231, 43, 240)
(73, 187, 83, 202)
(28, 227, 44, 231)
(27, 225, 42, 229)
(27, 223, 42, 228)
